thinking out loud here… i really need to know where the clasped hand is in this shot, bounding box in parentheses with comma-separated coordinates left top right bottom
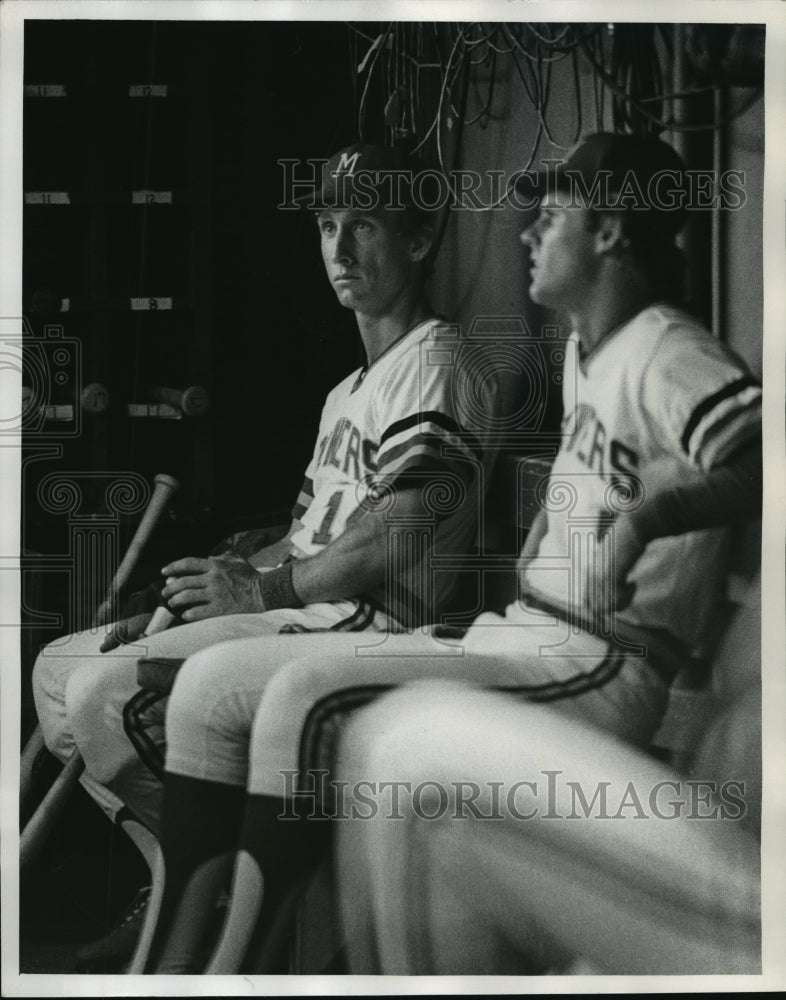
(161, 555, 267, 622)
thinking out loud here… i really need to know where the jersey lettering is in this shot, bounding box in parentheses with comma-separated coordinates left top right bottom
(343, 425, 362, 480)
(565, 404, 639, 481)
(311, 489, 343, 546)
(317, 416, 375, 475)
(610, 439, 639, 476)
(571, 404, 596, 464)
(586, 420, 607, 473)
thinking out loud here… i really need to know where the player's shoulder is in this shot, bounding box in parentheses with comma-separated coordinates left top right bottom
(637, 303, 751, 372)
(372, 316, 454, 384)
(402, 316, 455, 351)
(323, 366, 365, 407)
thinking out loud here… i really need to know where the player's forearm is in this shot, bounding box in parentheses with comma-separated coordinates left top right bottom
(625, 437, 762, 545)
(289, 513, 392, 605)
(289, 485, 434, 606)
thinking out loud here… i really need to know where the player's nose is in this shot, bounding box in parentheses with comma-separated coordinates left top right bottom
(333, 225, 355, 263)
(520, 222, 538, 248)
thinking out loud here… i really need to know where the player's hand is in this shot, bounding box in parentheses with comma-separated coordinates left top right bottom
(100, 612, 154, 653)
(160, 555, 266, 621)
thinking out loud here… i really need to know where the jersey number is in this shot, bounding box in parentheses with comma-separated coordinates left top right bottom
(311, 490, 342, 546)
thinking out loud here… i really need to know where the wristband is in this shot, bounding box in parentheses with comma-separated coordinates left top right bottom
(259, 562, 304, 610)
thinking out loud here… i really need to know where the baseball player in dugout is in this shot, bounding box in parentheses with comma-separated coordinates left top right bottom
(332, 133, 763, 975)
(31, 143, 500, 971)
(103, 131, 762, 977)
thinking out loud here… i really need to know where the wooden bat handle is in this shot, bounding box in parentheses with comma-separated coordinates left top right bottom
(140, 605, 176, 636)
(94, 474, 179, 625)
(20, 754, 85, 869)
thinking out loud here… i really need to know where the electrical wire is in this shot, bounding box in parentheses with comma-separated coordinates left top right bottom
(351, 21, 762, 200)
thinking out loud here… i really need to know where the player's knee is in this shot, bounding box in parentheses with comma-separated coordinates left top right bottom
(165, 645, 261, 785)
(268, 655, 323, 706)
(32, 637, 82, 760)
(167, 644, 249, 746)
(66, 663, 134, 785)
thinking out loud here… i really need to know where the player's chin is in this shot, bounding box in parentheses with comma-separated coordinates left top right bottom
(528, 279, 556, 308)
(332, 285, 362, 309)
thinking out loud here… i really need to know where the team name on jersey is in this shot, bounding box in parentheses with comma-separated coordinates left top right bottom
(564, 403, 639, 480)
(316, 416, 379, 479)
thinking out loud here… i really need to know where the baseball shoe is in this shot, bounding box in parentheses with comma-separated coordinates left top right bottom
(73, 885, 150, 973)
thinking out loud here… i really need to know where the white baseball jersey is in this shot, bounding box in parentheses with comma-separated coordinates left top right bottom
(518, 303, 761, 654)
(290, 318, 495, 627)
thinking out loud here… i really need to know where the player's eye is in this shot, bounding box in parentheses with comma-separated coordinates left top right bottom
(352, 220, 371, 233)
(319, 220, 336, 235)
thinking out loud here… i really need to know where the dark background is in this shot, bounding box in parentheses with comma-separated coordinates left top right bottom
(20, 20, 380, 970)
(23, 21, 367, 525)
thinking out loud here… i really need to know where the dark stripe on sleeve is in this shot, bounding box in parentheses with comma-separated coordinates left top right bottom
(375, 456, 475, 492)
(380, 411, 463, 447)
(680, 375, 761, 456)
(290, 477, 314, 520)
(378, 434, 474, 474)
(380, 411, 484, 460)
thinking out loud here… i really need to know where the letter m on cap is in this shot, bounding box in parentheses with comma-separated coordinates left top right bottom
(333, 151, 362, 177)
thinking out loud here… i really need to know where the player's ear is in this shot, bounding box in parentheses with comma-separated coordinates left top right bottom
(594, 212, 629, 256)
(407, 223, 435, 264)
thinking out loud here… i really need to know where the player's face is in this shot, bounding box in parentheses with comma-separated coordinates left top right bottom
(317, 209, 424, 316)
(520, 195, 600, 309)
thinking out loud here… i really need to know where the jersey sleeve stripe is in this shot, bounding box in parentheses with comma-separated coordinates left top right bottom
(685, 387, 762, 466)
(380, 411, 463, 447)
(377, 437, 476, 483)
(374, 455, 476, 493)
(680, 376, 761, 457)
(290, 478, 315, 521)
(691, 398, 762, 468)
(380, 411, 483, 462)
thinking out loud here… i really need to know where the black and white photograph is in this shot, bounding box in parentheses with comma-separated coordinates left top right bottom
(1, 1, 784, 995)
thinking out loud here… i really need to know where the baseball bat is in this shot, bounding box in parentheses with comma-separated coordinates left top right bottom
(20, 473, 180, 866)
(93, 473, 180, 626)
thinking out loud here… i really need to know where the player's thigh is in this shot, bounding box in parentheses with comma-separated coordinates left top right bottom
(244, 630, 550, 794)
(337, 684, 759, 974)
(59, 614, 289, 734)
(244, 625, 667, 794)
(66, 653, 157, 783)
(32, 624, 135, 753)
(33, 626, 117, 706)
(163, 631, 345, 784)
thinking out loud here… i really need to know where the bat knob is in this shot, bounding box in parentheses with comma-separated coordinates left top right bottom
(153, 474, 180, 493)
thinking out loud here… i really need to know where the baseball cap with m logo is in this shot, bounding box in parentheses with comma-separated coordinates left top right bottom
(297, 142, 439, 214)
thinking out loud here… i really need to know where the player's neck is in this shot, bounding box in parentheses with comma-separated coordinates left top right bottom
(356, 293, 433, 366)
(569, 274, 655, 357)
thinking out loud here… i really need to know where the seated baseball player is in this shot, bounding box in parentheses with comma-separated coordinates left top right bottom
(334, 647, 761, 975)
(31, 142, 500, 968)
(127, 133, 762, 974)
